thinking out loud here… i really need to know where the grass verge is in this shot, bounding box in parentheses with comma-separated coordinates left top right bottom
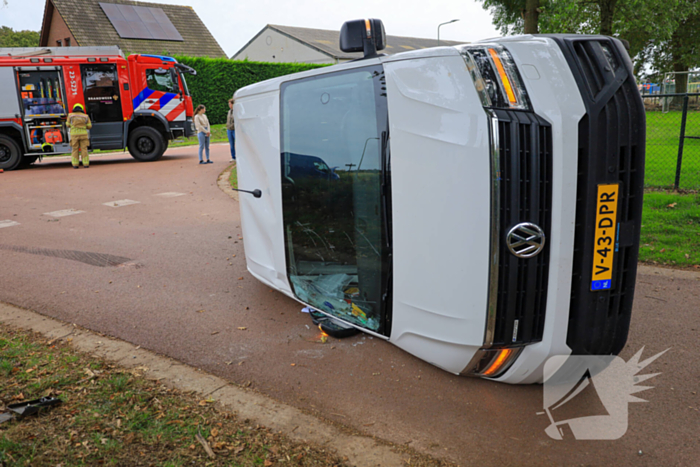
(229, 165, 238, 190)
(646, 110, 700, 189)
(0, 323, 346, 467)
(168, 124, 229, 149)
(639, 191, 700, 268)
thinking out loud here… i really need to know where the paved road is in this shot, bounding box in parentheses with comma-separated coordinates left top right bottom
(1, 146, 698, 466)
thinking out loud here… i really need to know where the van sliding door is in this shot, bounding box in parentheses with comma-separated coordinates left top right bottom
(280, 66, 391, 335)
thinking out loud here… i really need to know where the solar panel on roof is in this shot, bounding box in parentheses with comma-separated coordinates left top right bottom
(149, 8, 183, 41)
(99, 2, 184, 42)
(100, 3, 137, 38)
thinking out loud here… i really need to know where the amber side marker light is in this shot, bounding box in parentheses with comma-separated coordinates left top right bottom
(481, 348, 517, 377)
(487, 48, 517, 105)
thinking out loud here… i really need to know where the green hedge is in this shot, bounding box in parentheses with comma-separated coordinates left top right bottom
(172, 56, 326, 125)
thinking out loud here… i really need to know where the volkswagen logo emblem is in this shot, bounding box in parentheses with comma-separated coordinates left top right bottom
(506, 223, 546, 258)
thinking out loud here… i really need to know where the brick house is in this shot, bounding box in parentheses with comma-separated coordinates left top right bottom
(39, 0, 226, 57)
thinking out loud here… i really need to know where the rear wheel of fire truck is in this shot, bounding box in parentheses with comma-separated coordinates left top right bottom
(128, 127, 166, 162)
(0, 135, 22, 171)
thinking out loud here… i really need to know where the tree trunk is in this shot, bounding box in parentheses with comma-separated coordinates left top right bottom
(669, 29, 688, 107)
(523, 0, 540, 34)
(674, 65, 689, 95)
(599, 0, 618, 36)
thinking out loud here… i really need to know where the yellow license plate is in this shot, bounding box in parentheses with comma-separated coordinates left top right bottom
(591, 183, 619, 291)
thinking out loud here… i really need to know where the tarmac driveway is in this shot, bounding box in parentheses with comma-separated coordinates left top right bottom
(0, 146, 698, 466)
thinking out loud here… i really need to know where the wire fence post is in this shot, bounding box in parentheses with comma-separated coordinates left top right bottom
(674, 94, 689, 190)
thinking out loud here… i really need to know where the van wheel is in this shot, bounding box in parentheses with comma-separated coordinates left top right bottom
(0, 135, 22, 171)
(128, 127, 165, 162)
(19, 155, 39, 168)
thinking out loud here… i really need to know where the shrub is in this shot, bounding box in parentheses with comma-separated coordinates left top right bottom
(172, 56, 326, 124)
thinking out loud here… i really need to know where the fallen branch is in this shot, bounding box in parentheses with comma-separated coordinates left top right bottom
(196, 432, 216, 459)
(645, 295, 668, 302)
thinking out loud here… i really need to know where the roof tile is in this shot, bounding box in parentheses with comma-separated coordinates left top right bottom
(254, 24, 466, 60)
(46, 0, 226, 57)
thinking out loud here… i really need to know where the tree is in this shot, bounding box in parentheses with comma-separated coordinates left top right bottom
(0, 26, 40, 47)
(480, 0, 699, 84)
(639, 9, 700, 93)
(478, 0, 542, 34)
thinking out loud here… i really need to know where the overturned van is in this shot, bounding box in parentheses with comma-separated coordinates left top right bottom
(232, 19, 645, 384)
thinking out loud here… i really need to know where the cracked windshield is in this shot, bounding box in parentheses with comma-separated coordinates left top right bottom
(281, 67, 389, 333)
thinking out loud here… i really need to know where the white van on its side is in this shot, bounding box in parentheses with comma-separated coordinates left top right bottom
(233, 19, 646, 384)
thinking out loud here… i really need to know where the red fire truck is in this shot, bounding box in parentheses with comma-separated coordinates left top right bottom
(0, 46, 196, 170)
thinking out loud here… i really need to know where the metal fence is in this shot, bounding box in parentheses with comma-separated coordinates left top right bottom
(642, 92, 700, 190)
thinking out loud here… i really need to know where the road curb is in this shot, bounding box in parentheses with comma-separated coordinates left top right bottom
(218, 162, 238, 201)
(0, 301, 406, 467)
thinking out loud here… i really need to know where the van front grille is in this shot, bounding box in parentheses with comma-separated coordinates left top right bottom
(491, 110, 552, 346)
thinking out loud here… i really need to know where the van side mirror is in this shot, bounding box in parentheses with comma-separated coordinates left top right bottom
(339, 19, 386, 59)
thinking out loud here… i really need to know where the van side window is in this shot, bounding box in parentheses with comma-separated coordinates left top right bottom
(280, 66, 390, 333)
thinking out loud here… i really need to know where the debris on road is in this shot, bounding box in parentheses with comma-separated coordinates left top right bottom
(195, 432, 216, 459)
(0, 397, 62, 424)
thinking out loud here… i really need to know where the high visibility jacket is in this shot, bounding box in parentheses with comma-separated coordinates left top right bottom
(67, 112, 92, 136)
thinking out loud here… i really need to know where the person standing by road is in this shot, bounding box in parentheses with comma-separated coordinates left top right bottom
(194, 104, 212, 164)
(226, 98, 236, 161)
(67, 103, 92, 169)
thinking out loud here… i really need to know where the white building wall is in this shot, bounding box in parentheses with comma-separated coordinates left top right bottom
(233, 28, 336, 64)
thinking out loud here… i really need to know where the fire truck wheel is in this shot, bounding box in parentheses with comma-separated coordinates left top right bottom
(0, 135, 22, 171)
(128, 127, 166, 162)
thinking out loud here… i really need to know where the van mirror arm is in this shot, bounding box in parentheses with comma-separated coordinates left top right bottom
(232, 188, 262, 198)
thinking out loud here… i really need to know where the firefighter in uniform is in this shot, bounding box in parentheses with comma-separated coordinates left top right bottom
(67, 103, 92, 168)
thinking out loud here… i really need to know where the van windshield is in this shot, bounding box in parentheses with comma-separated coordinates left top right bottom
(280, 66, 390, 334)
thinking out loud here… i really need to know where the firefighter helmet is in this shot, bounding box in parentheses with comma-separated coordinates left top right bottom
(72, 103, 85, 112)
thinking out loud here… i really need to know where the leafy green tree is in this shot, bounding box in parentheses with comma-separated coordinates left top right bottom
(539, 0, 692, 59)
(479, 0, 699, 84)
(0, 26, 40, 47)
(638, 10, 700, 92)
(478, 0, 542, 34)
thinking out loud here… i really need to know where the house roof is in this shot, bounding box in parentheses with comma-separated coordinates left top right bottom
(40, 0, 226, 58)
(234, 24, 466, 61)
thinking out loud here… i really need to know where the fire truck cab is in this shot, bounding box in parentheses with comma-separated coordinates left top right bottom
(0, 46, 196, 170)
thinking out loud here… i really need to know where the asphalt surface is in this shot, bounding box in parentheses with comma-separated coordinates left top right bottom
(0, 146, 698, 466)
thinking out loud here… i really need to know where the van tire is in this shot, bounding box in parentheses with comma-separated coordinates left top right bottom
(0, 135, 22, 171)
(128, 127, 165, 162)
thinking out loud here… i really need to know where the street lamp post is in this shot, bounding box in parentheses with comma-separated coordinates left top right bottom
(437, 19, 460, 47)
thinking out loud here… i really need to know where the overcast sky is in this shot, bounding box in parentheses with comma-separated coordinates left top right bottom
(1, 0, 501, 57)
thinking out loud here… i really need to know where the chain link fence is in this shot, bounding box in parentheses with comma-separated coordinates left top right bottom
(642, 92, 700, 190)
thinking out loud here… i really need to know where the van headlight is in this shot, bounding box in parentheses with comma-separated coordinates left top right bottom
(464, 347, 524, 378)
(459, 45, 530, 111)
